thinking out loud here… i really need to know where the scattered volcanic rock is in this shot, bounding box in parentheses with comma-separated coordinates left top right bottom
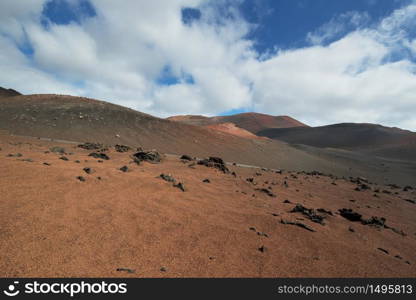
(43, 162, 51, 166)
(203, 179, 210, 183)
(173, 182, 186, 192)
(362, 216, 386, 227)
(258, 246, 267, 253)
(255, 188, 276, 198)
(159, 174, 176, 183)
(339, 209, 362, 222)
(83, 167, 94, 174)
(280, 219, 315, 232)
(377, 248, 389, 255)
(119, 166, 129, 172)
(132, 150, 162, 164)
(59, 156, 69, 161)
(116, 268, 135, 274)
(197, 157, 230, 173)
(49, 146, 66, 154)
(403, 185, 413, 192)
(317, 208, 333, 216)
(283, 199, 292, 204)
(7, 153, 22, 157)
(291, 204, 325, 225)
(160, 267, 167, 272)
(114, 144, 131, 152)
(404, 199, 415, 204)
(180, 154, 193, 161)
(89, 152, 110, 160)
(76, 176, 86, 182)
(78, 142, 104, 150)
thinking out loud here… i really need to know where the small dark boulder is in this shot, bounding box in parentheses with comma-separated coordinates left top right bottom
(339, 208, 362, 222)
(132, 150, 162, 164)
(173, 182, 186, 192)
(115, 144, 132, 152)
(159, 174, 176, 183)
(89, 152, 110, 160)
(83, 167, 94, 174)
(180, 154, 193, 161)
(119, 166, 129, 172)
(76, 176, 86, 182)
(78, 142, 104, 150)
(197, 157, 229, 173)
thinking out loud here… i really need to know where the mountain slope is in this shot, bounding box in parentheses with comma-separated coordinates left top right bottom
(0, 86, 21, 99)
(258, 123, 416, 161)
(1, 94, 415, 185)
(167, 112, 308, 134)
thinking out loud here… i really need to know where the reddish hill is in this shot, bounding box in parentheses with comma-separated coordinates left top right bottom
(167, 112, 308, 134)
(1, 94, 415, 186)
(205, 122, 266, 140)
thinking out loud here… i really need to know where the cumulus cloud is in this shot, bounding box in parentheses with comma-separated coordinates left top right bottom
(0, 0, 415, 130)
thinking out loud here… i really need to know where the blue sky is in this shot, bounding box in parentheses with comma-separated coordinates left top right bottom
(1, 0, 416, 129)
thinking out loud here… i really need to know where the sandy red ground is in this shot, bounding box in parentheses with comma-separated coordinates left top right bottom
(0, 133, 415, 277)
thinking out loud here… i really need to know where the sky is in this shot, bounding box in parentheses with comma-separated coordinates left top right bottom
(0, 0, 416, 130)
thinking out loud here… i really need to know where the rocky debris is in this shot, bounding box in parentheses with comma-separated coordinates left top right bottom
(362, 216, 386, 227)
(387, 183, 401, 189)
(231, 171, 237, 177)
(119, 166, 129, 172)
(180, 154, 193, 161)
(43, 162, 51, 166)
(403, 185, 413, 192)
(249, 227, 256, 231)
(78, 142, 104, 150)
(377, 248, 389, 255)
(291, 204, 325, 225)
(257, 232, 269, 238)
(355, 183, 371, 191)
(339, 209, 362, 222)
(339, 209, 406, 236)
(74, 160, 80, 163)
(83, 167, 94, 174)
(246, 178, 254, 183)
(160, 267, 167, 272)
(404, 199, 415, 204)
(255, 188, 276, 198)
(197, 157, 229, 173)
(283, 199, 292, 204)
(395, 255, 403, 260)
(202, 179, 210, 183)
(159, 173, 176, 183)
(258, 246, 267, 253)
(173, 182, 186, 192)
(59, 156, 69, 161)
(275, 169, 282, 174)
(348, 226, 355, 232)
(283, 181, 289, 188)
(188, 162, 196, 169)
(49, 146, 66, 154)
(382, 190, 391, 194)
(280, 219, 315, 232)
(306, 170, 324, 176)
(132, 150, 162, 164)
(317, 208, 333, 216)
(89, 152, 110, 160)
(76, 176, 86, 182)
(116, 268, 135, 274)
(7, 153, 22, 157)
(21, 158, 33, 162)
(114, 144, 131, 152)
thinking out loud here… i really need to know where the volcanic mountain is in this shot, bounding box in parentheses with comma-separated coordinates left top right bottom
(258, 123, 416, 161)
(0, 92, 415, 186)
(167, 112, 308, 134)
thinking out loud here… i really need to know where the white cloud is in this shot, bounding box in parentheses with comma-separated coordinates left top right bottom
(0, 0, 416, 130)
